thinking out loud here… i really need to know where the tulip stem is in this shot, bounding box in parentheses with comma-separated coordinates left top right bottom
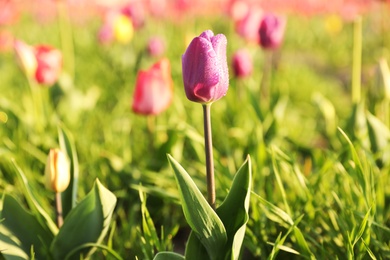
(55, 192, 64, 228)
(202, 104, 216, 209)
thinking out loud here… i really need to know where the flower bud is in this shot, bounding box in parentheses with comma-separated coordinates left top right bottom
(45, 149, 70, 193)
(132, 58, 173, 115)
(147, 36, 165, 57)
(232, 49, 253, 78)
(182, 30, 229, 104)
(34, 45, 62, 86)
(113, 14, 133, 44)
(13, 40, 38, 77)
(258, 13, 286, 50)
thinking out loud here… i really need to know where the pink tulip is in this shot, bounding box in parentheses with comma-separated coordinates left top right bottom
(34, 45, 62, 86)
(182, 30, 229, 104)
(258, 13, 286, 50)
(147, 36, 165, 57)
(235, 7, 263, 43)
(120, 1, 145, 29)
(232, 49, 253, 78)
(132, 58, 173, 115)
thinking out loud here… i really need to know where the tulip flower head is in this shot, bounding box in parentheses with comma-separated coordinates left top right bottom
(98, 11, 133, 45)
(232, 49, 253, 78)
(147, 36, 165, 57)
(235, 7, 263, 43)
(182, 30, 229, 104)
(45, 149, 70, 193)
(258, 13, 286, 50)
(34, 45, 62, 86)
(132, 58, 173, 115)
(14, 41, 62, 86)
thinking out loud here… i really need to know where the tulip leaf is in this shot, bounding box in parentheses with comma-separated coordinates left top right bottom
(11, 159, 58, 235)
(58, 124, 79, 218)
(154, 251, 185, 260)
(184, 231, 210, 260)
(167, 154, 227, 260)
(0, 194, 54, 259)
(50, 178, 116, 260)
(216, 156, 252, 260)
(366, 112, 390, 166)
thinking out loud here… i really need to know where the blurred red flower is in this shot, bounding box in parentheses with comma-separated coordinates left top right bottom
(132, 58, 173, 115)
(34, 45, 62, 86)
(14, 40, 62, 86)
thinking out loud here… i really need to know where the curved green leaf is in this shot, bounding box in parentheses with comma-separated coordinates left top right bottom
(167, 155, 227, 260)
(58, 124, 79, 218)
(0, 194, 53, 259)
(216, 156, 252, 260)
(154, 251, 185, 260)
(184, 231, 209, 260)
(50, 179, 116, 260)
(11, 160, 58, 235)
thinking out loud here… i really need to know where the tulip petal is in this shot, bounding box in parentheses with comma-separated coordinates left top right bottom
(182, 36, 220, 103)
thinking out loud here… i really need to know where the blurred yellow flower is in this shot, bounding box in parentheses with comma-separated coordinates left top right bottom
(324, 15, 343, 36)
(113, 14, 133, 44)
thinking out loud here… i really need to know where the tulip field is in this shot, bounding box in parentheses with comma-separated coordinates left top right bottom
(1, 0, 390, 259)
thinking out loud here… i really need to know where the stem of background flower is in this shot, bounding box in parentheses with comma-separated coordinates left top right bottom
(351, 16, 362, 105)
(56, 0, 75, 79)
(55, 192, 64, 228)
(147, 116, 155, 152)
(27, 77, 44, 132)
(202, 104, 215, 209)
(260, 51, 274, 106)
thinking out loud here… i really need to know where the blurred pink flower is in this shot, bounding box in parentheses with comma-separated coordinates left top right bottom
(121, 1, 145, 29)
(14, 40, 62, 86)
(182, 30, 229, 104)
(132, 58, 173, 115)
(235, 7, 263, 43)
(258, 13, 286, 49)
(0, 0, 18, 25)
(147, 36, 165, 57)
(232, 49, 253, 78)
(34, 45, 62, 86)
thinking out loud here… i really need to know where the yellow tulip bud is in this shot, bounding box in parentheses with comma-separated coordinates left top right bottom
(45, 148, 70, 193)
(113, 15, 133, 44)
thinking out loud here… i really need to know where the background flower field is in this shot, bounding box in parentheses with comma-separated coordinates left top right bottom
(0, 0, 390, 259)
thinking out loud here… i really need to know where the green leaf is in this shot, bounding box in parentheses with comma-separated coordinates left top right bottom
(11, 160, 58, 235)
(352, 207, 372, 247)
(253, 193, 293, 226)
(50, 179, 117, 260)
(167, 155, 227, 260)
(184, 231, 209, 260)
(216, 156, 252, 260)
(154, 251, 185, 260)
(58, 124, 79, 218)
(0, 194, 54, 259)
(366, 112, 390, 166)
